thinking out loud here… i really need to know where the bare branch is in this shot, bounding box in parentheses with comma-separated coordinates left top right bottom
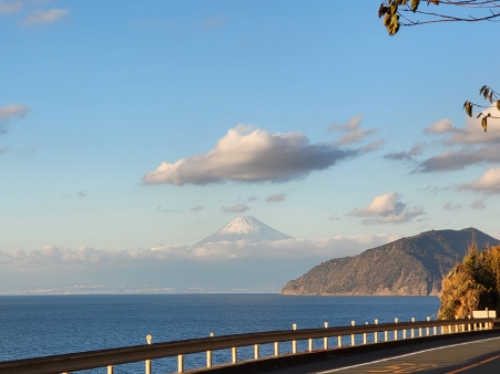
(380, 0, 500, 34)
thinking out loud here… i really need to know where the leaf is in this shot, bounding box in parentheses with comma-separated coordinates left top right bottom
(483, 88, 489, 100)
(411, 0, 420, 12)
(383, 13, 390, 26)
(388, 13, 400, 35)
(463, 101, 472, 117)
(489, 92, 493, 103)
(480, 85, 488, 95)
(378, 4, 389, 18)
(481, 116, 488, 132)
(497, 100, 500, 111)
(428, 0, 439, 4)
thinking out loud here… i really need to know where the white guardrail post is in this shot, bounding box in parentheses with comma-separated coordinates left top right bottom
(350, 321, 355, 346)
(324, 322, 328, 349)
(374, 319, 378, 343)
(292, 323, 297, 354)
(207, 332, 214, 368)
(145, 334, 152, 374)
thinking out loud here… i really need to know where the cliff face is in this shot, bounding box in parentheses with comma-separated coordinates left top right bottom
(281, 228, 499, 296)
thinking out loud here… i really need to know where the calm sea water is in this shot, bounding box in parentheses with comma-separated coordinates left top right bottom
(0, 294, 439, 373)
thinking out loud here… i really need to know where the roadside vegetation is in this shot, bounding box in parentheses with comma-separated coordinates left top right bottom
(438, 242, 500, 319)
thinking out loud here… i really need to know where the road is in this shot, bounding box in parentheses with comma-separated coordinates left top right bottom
(262, 333, 500, 374)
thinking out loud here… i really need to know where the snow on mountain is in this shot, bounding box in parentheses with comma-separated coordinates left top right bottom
(193, 216, 293, 247)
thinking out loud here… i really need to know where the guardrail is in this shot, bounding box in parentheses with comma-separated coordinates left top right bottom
(1, 317, 497, 374)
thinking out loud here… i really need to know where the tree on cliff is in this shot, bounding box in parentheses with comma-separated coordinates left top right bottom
(378, 0, 500, 130)
(438, 244, 500, 319)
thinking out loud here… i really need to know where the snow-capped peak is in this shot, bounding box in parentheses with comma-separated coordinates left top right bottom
(192, 216, 293, 247)
(219, 216, 262, 234)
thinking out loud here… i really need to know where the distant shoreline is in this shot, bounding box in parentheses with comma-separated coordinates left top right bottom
(0, 292, 439, 297)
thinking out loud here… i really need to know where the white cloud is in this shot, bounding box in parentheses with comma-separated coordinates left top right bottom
(188, 235, 399, 259)
(471, 199, 486, 209)
(0, 104, 29, 133)
(143, 125, 357, 185)
(222, 204, 249, 213)
(0, 0, 24, 14)
(0, 234, 399, 267)
(329, 114, 378, 145)
(266, 193, 286, 202)
(459, 167, 500, 194)
(22, 8, 68, 26)
(418, 106, 500, 172)
(422, 106, 500, 145)
(424, 118, 454, 134)
(349, 191, 425, 224)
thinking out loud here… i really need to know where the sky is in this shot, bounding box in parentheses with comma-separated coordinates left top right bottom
(2, 1, 500, 293)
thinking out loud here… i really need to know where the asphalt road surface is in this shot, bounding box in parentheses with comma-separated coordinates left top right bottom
(262, 333, 500, 374)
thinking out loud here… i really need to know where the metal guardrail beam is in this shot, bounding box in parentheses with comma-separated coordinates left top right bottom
(1, 318, 498, 374)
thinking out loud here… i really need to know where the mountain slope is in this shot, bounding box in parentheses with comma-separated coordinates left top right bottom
(193, 216, 293, 247)
(281, 228, 499, 296)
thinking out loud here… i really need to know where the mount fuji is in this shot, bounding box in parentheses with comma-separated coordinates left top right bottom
(193, 216, 293, 247)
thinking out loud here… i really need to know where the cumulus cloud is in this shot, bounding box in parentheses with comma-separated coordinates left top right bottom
(384, 143, 424, 161)
(422, 107, 500, 146)
(329, 114, 378, 146)
(266, 193, 286, 202)
(191, 205, 203, 211)
(77, 191, 87, 198)
(471, 199, 486, 209)
(418, 106, 500, 172)
(143, 125, 357, 185)
(458, 167, 500, 194)
(22, 8, 68, 26)
(187, 235, 399, 259)
(0, 245, 189, 268)
(0, 104, 29, 133)
(349, 191, 425, 224)
(424, 118, 454, 134)
(0, 234, 400, 267)
(222, 204, 249, 213)
(0, 0, 24, 14)
(443, 202, 462, 210)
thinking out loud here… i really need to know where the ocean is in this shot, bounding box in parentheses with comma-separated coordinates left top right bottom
(0, 294, 440, 373)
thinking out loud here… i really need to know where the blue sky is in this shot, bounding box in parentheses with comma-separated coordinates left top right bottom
(1, 1, 500, 292)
